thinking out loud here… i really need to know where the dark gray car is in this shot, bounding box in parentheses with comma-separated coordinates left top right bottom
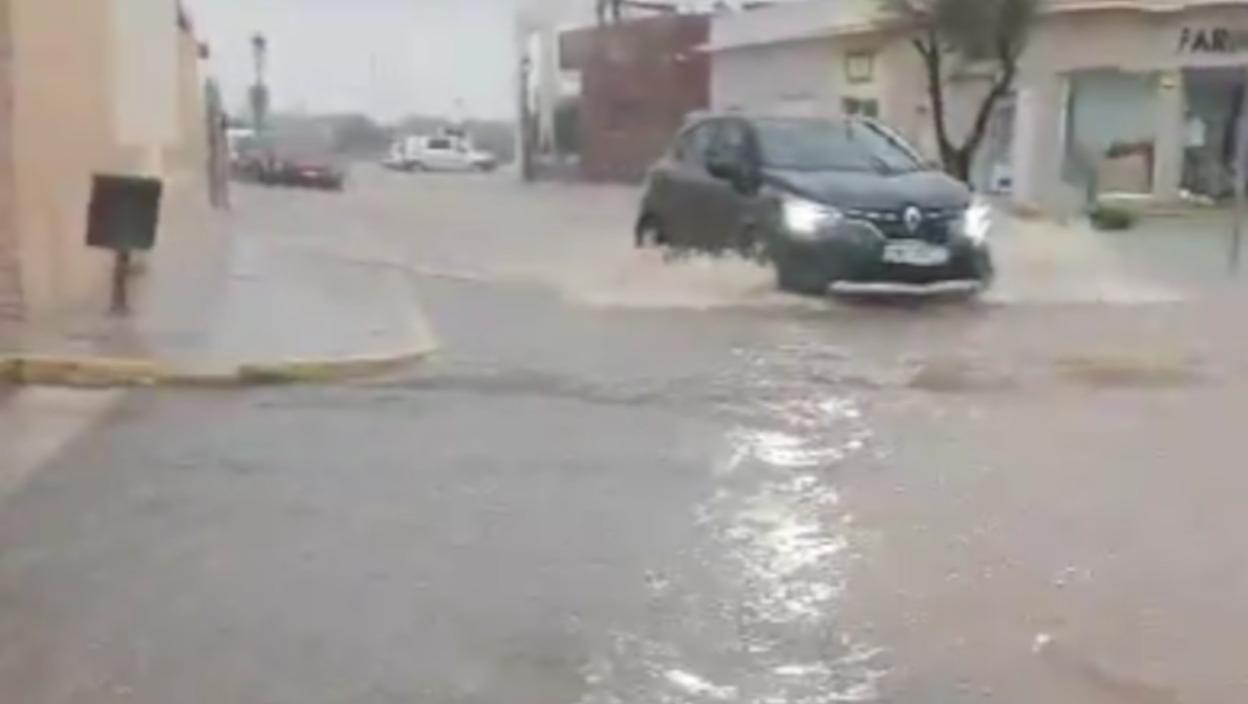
(635, 114, 994, 295)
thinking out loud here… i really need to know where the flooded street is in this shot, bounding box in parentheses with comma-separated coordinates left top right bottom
(2, 169, 1246, 702)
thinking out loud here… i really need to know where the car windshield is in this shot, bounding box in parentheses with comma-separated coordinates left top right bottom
(754, 118, 924, 174)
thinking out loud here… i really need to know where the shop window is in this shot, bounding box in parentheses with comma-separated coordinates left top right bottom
(1064, 70, 1159, 196)
(845, 52, 875, 84)
(843, 97, 879, 119)
(1183, 67, 1247, 199)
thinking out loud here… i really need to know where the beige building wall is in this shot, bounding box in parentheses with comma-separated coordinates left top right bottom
(0, 0, 19, 318)
(712, 38, 840, 116)
(112, 0, 178, 154)
(10, 0, 120, 317)
(1, 0, 202, 320)
(167, 26, 207, 189)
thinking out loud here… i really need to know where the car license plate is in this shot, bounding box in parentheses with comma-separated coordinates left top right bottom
(882, 240, 950, 266)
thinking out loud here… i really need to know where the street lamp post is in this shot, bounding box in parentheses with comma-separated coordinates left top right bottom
(250, 33, 270, 134)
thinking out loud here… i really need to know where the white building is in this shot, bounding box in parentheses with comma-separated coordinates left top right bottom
(709, 0, 1248, 215)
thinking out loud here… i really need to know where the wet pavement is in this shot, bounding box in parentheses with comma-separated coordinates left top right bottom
(1, 168, 1247, 703)
(0, 187, 434, 373)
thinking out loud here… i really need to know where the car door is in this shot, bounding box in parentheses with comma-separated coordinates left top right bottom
(656, 121, 718, 248)
(423, 138, 454, 170)
(698, 117, 760, 252)
(451, 143, 475, 171)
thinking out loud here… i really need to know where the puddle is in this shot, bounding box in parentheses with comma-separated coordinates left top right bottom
(1055, 353, 1206, 389)
(576, 346, 888, 704)
(907, 357, 1020, 393)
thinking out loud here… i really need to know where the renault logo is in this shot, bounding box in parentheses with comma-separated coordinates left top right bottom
(903, 206, 924, 234)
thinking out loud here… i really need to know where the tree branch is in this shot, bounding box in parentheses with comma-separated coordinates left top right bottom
(957, 38, 1019, 169)
(913, 25, 954, 170)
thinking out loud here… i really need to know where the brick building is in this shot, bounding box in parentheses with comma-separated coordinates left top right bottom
(0, 0, 206, 321)
(560, 14, 711, 183)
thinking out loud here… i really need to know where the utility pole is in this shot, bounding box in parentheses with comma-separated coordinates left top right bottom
(518, 51, 534, 182)
(250, 33, 270, 134)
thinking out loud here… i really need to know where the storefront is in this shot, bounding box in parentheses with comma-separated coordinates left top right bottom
(1012, 2, 1248, 212)
(710, 0, 1248, 215)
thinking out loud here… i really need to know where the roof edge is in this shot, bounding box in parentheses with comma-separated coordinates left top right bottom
(706, 0, 1248, 54)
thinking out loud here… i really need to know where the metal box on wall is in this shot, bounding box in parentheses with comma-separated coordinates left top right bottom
(86, 174, 163, 252)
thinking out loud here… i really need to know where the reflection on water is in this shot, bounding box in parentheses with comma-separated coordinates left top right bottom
(577, 345, 887, 704)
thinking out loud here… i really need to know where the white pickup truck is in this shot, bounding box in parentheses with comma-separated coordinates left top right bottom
(387, 135, 497, 173)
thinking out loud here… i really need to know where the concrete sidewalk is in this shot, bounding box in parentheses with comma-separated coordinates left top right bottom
(0, 197, 437, 386)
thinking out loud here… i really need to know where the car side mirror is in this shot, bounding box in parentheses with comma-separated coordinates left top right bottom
(706, 153, 755, 192)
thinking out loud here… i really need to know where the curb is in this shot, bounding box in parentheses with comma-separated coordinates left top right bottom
(0, 348, 434, 389)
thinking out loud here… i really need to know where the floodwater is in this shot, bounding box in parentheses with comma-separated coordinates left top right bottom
(375, 174, 1248, 702)
(5, 172, 1241, 703)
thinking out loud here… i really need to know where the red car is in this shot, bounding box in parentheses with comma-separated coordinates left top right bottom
(256, 156, 346, 191)
(233, 127, 347, 191)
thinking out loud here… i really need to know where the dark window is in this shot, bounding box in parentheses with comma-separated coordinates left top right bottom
(845, 52, 875, 84)
(675, 123, 716, 165)
(427, 138, 452, 150)
(754, 117, 922, 173)
(842, 97, 880, 118)
(710, 119, 752, 162)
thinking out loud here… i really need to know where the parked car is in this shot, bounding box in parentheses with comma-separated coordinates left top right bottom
(382, 141, 411, 171)
(234, 127, 347, 191)
(256, 157, 346, 191)
(635, 114, 995, 295)
(393, 135, 497, 173)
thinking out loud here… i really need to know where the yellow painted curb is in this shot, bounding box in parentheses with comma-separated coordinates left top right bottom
(1055, 352, 1203, 388)
(11, 356, 169, 387)
(0, 356, 17, 383)
(235, 351, 432, 385)
(0, 348, 434, 388)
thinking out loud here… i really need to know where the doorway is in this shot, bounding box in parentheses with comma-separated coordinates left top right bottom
(1183, 67, 1247, 199)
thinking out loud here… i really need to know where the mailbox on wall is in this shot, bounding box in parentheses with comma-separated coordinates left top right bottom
(86, 174, 163, 314)
(86, 174, 163, 252)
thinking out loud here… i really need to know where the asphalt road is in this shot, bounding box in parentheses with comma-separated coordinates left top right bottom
(2, 168, 1246, 703)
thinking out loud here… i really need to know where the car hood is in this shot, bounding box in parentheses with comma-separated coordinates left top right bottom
(763, 168, 970, 210)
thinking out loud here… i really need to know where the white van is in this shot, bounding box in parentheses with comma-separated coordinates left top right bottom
(387, 134, 497, 173)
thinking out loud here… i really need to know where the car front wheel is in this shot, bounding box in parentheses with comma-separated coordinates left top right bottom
(774, 252, 829, 296)
(635, 215, 667, 249)
(970, 246, 995, 287)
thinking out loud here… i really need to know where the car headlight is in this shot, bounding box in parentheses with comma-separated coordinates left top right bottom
(961, 202, 992, 244)
(782, 195, 843, 237)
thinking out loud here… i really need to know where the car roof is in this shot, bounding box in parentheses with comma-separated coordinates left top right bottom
(684, 112, 867, 128)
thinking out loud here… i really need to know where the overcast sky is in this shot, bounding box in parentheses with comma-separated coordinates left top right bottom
(184, 0, 754, 123)
(186, 0, 526, 122)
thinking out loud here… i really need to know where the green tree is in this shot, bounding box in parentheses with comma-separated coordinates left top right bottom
(885, 0, 1038, 181)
